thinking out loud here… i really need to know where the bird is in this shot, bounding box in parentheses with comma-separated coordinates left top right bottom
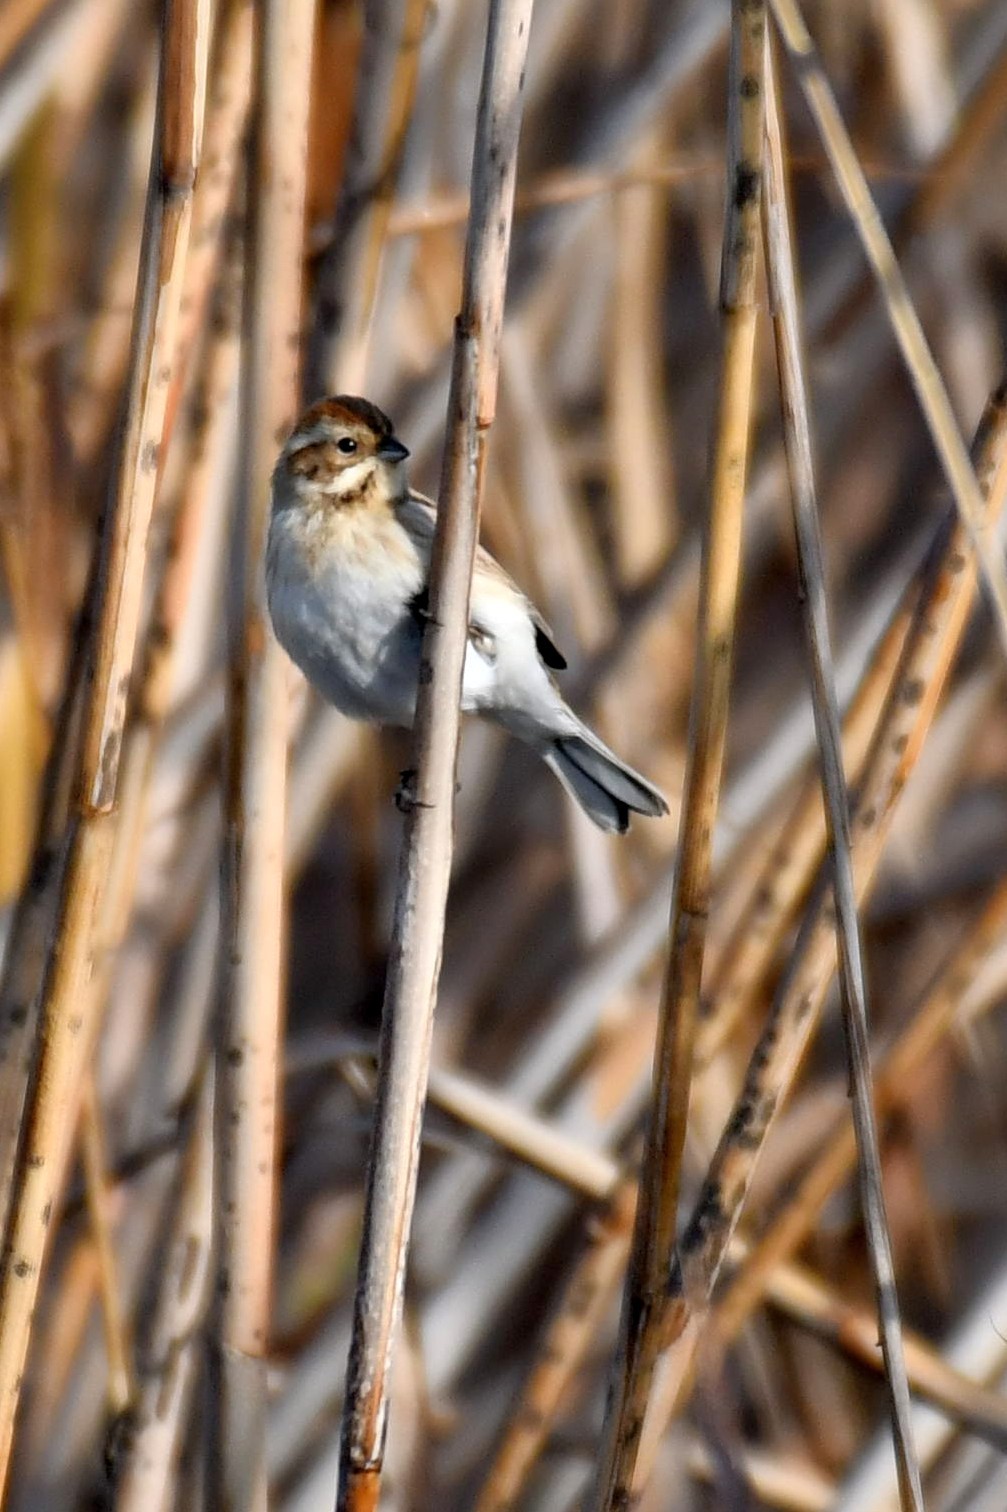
(265, 395, 669, 834)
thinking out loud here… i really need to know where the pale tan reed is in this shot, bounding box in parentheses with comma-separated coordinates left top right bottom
(0, 0, 209, 1490)
(211, 0, 314, 1504)
(589, 4, 767, 1504)
(337, 2, 536, 1507)
(762, 38, 922, 1507)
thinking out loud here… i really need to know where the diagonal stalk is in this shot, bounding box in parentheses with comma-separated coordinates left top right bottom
(770, 0, 1007, 666)
(761, 37, 922, 1509)
(626, 380, 1007, 1500)
(587, 3, 766, 1505)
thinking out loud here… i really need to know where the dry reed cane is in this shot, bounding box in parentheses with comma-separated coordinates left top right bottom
(336, 2, 535, 1507)
(475, 1176, 636, 1512)
(0, 0, 240, 1245)
(0, 0, 59, 66)
(588, 3, 766, 1505)
(11, 29, 241, 1512)
(627, 381, 1007, 1500)
(0, 652, 83, 1238)
(695, 607, 910, 1071)
(469, 1123, 1007, 1508)
(748, 1245, 1007, 1454)
(715, 873, 1007, 1350)
(79, 1072, 132, 1416)
(0, 0, 209, 1493)
(69, 237, 244, 1424)
(761, 39, 922, 1509)
(474, 947, 1007, 1510)
(66, 55, 158, 470)
(111, 1069, 215, 1512)
(0, 78, 244, 1453)
(0, 0, 106, 168)
(212, 0, 314, 1504)
(100, 212, 245, 995)
(471, 756, 932, 1500)
(0, 62, 158, 1236)
(164, 0, 253, 432)
(1, 8, 1003, 1499)
(834, 1249, 1007, 1510)
(607, 134, 676, 584)
(769, 0, 1007, 666)
(458, 1052, 1005, 1511)
(308, 0, 430, 396)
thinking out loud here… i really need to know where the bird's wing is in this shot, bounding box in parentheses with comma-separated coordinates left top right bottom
(399, 490, 568, 671)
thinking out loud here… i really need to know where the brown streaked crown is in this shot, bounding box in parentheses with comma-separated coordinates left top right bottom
(296, 395, 395, 441)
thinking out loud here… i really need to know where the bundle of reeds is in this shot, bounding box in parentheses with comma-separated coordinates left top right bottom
(0, 0, 1006, 1509)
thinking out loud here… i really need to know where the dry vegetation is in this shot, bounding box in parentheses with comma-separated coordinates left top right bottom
(0, 0, 1006, 1509)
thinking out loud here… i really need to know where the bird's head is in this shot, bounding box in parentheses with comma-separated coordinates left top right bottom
(275, 395, 410, 506)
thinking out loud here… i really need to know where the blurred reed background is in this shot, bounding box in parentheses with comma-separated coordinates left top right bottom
(0, 0, 1006, 1508)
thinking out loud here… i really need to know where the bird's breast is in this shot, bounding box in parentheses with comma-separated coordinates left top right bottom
(266, 502, 426, 722)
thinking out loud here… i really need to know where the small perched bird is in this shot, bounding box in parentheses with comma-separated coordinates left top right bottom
(266, 396, 668, 833)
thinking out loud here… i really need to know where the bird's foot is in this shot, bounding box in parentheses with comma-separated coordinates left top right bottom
(395, 767, 458, 812)
(395, 767, 421, 813)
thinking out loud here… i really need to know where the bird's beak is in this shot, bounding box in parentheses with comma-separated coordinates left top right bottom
(377, 435, 410, 463)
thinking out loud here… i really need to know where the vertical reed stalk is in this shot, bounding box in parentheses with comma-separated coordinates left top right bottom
(112, 1070, 214, 1512)
(761, 39, 922, 1508)
(588, 4, 765, 1506)
(308, 0, 430, 395)
(336, 2, 535, 1507)
(102, 215, 244, 973)
(0, 0, 241, 1255)
(166, 0, 252, 421)
(0, 0, 209, 1493)
(212, 0, 314, 1506)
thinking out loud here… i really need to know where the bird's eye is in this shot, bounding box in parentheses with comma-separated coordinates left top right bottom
(337, 437, 358, 455)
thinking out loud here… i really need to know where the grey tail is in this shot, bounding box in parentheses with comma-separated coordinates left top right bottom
(543, 730, 669, 835)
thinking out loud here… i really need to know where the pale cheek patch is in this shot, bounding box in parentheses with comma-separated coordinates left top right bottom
(320, 458, 375, 495)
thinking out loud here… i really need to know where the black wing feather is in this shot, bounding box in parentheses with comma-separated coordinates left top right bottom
(404, 492, 567, 671)
(534, 622, 567, 670)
